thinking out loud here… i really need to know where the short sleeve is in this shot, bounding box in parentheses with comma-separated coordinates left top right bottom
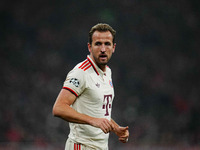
(63, 68, 86, 97)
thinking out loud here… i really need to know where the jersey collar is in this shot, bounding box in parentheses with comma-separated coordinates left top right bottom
(87, 55, 107, 76)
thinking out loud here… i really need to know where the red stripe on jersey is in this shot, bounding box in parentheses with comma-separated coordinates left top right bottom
(87, 56, 99, 75)
(79, 144, 81, 150)
(78, 60, 88, 69)
(74, 143, 76, 150)
(63, 87, 78, 97)
(81, 61, 90, 69)
(84, 64, 92, 71)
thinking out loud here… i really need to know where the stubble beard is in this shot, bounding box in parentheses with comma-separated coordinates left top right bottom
(94, 56, 109, 68)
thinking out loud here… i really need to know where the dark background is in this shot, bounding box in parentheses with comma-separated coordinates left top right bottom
(1, 0, 200, 149)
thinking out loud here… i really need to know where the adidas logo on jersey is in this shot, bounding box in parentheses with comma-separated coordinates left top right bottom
(95, 83, 100, 88)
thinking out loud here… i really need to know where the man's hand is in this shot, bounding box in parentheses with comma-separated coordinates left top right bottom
(89, 118, 115, 134)
(114, 126, 129, 143)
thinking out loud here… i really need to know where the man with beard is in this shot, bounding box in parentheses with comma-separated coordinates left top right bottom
(53, 23, 129, 150)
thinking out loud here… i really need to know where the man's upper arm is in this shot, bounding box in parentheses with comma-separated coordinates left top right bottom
(53, 67, 85, 117)
(53, 88, 92, 124)
(55, 88, 77, 106)
(53, 88, 77, 117)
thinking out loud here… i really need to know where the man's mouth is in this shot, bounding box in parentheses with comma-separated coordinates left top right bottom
(99, 55, 107, 62)
(99, 54, 107, 58)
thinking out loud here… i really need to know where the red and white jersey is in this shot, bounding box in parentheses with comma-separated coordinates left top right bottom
(63, 55, 114, 150)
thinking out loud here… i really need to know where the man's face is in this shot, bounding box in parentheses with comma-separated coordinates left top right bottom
(88, 31, 116, 70)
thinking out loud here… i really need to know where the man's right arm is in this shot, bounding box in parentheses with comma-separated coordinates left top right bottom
(52, 89, 114, 133)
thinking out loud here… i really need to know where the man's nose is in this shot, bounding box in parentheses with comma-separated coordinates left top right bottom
(101, 45, 106, 52)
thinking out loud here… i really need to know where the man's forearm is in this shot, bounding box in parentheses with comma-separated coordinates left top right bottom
(53, 103, 94, 124)
(111, 119, 119, 126)
(111, 119, 120, 131)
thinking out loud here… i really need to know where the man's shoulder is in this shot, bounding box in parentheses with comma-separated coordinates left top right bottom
(72, 59, 92, 73)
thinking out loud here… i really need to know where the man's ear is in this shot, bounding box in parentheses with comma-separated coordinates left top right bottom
(112, 43, 116, 53)
(88, 43, 91, 53)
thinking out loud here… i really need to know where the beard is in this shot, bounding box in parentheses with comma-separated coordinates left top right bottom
(95, 55, 110, 66)
(89, 49, 113, 69)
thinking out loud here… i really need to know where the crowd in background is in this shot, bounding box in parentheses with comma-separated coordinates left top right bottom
(1, 0, 200, 149)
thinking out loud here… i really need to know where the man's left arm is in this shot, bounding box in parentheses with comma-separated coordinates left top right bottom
(111, 119, 129, 143)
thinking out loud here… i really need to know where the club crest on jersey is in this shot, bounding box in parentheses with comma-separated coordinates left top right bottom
(69, 78, 79, 87)
(109, 80, 113, 88)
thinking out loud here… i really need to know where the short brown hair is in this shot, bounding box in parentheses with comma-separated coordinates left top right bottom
(88, 23, 116, 44)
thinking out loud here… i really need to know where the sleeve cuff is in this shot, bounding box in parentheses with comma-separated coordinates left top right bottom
(62, 87, 78, 97)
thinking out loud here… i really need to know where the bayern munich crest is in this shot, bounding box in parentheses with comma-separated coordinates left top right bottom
(109, 80, 113, 88)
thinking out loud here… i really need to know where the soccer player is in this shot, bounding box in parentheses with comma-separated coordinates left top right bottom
(53, 23, 129, 150)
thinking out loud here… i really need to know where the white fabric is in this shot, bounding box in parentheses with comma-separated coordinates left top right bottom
(63, 56, 114, 150)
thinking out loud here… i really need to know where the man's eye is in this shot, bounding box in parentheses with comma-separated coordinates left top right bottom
(105, 42, 111, 46)
(95, 42, 101, 46)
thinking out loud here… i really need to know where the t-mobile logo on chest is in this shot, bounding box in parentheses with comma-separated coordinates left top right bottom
(102, 95, 112, 116)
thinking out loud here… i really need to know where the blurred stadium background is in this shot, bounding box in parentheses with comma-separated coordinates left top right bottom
(1, 0, 200, 149)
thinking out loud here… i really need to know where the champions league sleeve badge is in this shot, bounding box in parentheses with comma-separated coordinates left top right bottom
(69, 78, 80, 87)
